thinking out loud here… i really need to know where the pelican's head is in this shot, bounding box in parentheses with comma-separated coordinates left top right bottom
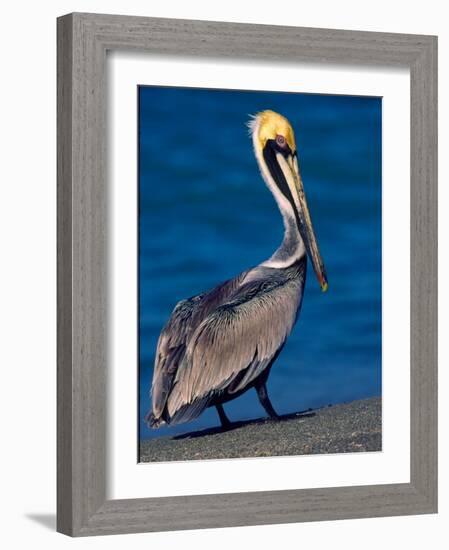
(249, 110, 328, 292)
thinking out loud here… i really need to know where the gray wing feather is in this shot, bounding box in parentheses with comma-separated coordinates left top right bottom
(166, 276, 303, 418)
(151, 296, 201, 418)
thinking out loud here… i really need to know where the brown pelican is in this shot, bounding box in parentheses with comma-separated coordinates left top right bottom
(145, 110, 328, 429)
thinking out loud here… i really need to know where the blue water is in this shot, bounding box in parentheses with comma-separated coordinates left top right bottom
(139, 86, 382, 441)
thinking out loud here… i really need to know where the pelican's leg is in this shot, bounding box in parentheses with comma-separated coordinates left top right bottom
(256, 383, 280, 420)
(216, 403, 232, 429)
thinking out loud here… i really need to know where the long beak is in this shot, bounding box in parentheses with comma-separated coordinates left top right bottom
(276, 152, 328, 292)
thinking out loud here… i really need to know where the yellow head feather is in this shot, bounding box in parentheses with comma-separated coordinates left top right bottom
(252, 110, 296, 152)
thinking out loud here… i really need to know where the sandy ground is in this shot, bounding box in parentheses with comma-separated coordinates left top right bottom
(140, 397, 381, 462)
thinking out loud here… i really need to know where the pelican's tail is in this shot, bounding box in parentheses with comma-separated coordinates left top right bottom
(144, 410, 166, 429)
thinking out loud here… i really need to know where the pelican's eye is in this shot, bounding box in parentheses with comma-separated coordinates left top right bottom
(275, 134, 287, 148)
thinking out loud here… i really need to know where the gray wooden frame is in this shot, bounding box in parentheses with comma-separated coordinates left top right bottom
(57, 12, 438, 537)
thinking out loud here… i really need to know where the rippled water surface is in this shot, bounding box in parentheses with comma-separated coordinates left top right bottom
(138, 86, 382, 441)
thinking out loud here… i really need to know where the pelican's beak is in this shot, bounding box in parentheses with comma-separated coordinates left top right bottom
(264, 141, 328, 292)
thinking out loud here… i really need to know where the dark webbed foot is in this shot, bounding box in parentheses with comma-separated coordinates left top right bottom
(256, 383, 280, 420)
(216, 403, 233, 429)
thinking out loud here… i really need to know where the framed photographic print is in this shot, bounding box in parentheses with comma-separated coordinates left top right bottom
(57, 13, 437, 536)
(137, 87, 382, 463)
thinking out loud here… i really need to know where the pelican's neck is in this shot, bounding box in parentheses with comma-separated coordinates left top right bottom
(262, 207, 305, 268)
(249, 119, 305, 269)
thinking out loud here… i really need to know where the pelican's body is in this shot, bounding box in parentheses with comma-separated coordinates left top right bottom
(146, 110, 327, 429)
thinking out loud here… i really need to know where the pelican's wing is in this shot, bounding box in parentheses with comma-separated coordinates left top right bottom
(166, 275, 304, 421)
(151, 271, 249, 420)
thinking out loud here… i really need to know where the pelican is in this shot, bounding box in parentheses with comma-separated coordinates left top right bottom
(145, 110, 328, 429)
